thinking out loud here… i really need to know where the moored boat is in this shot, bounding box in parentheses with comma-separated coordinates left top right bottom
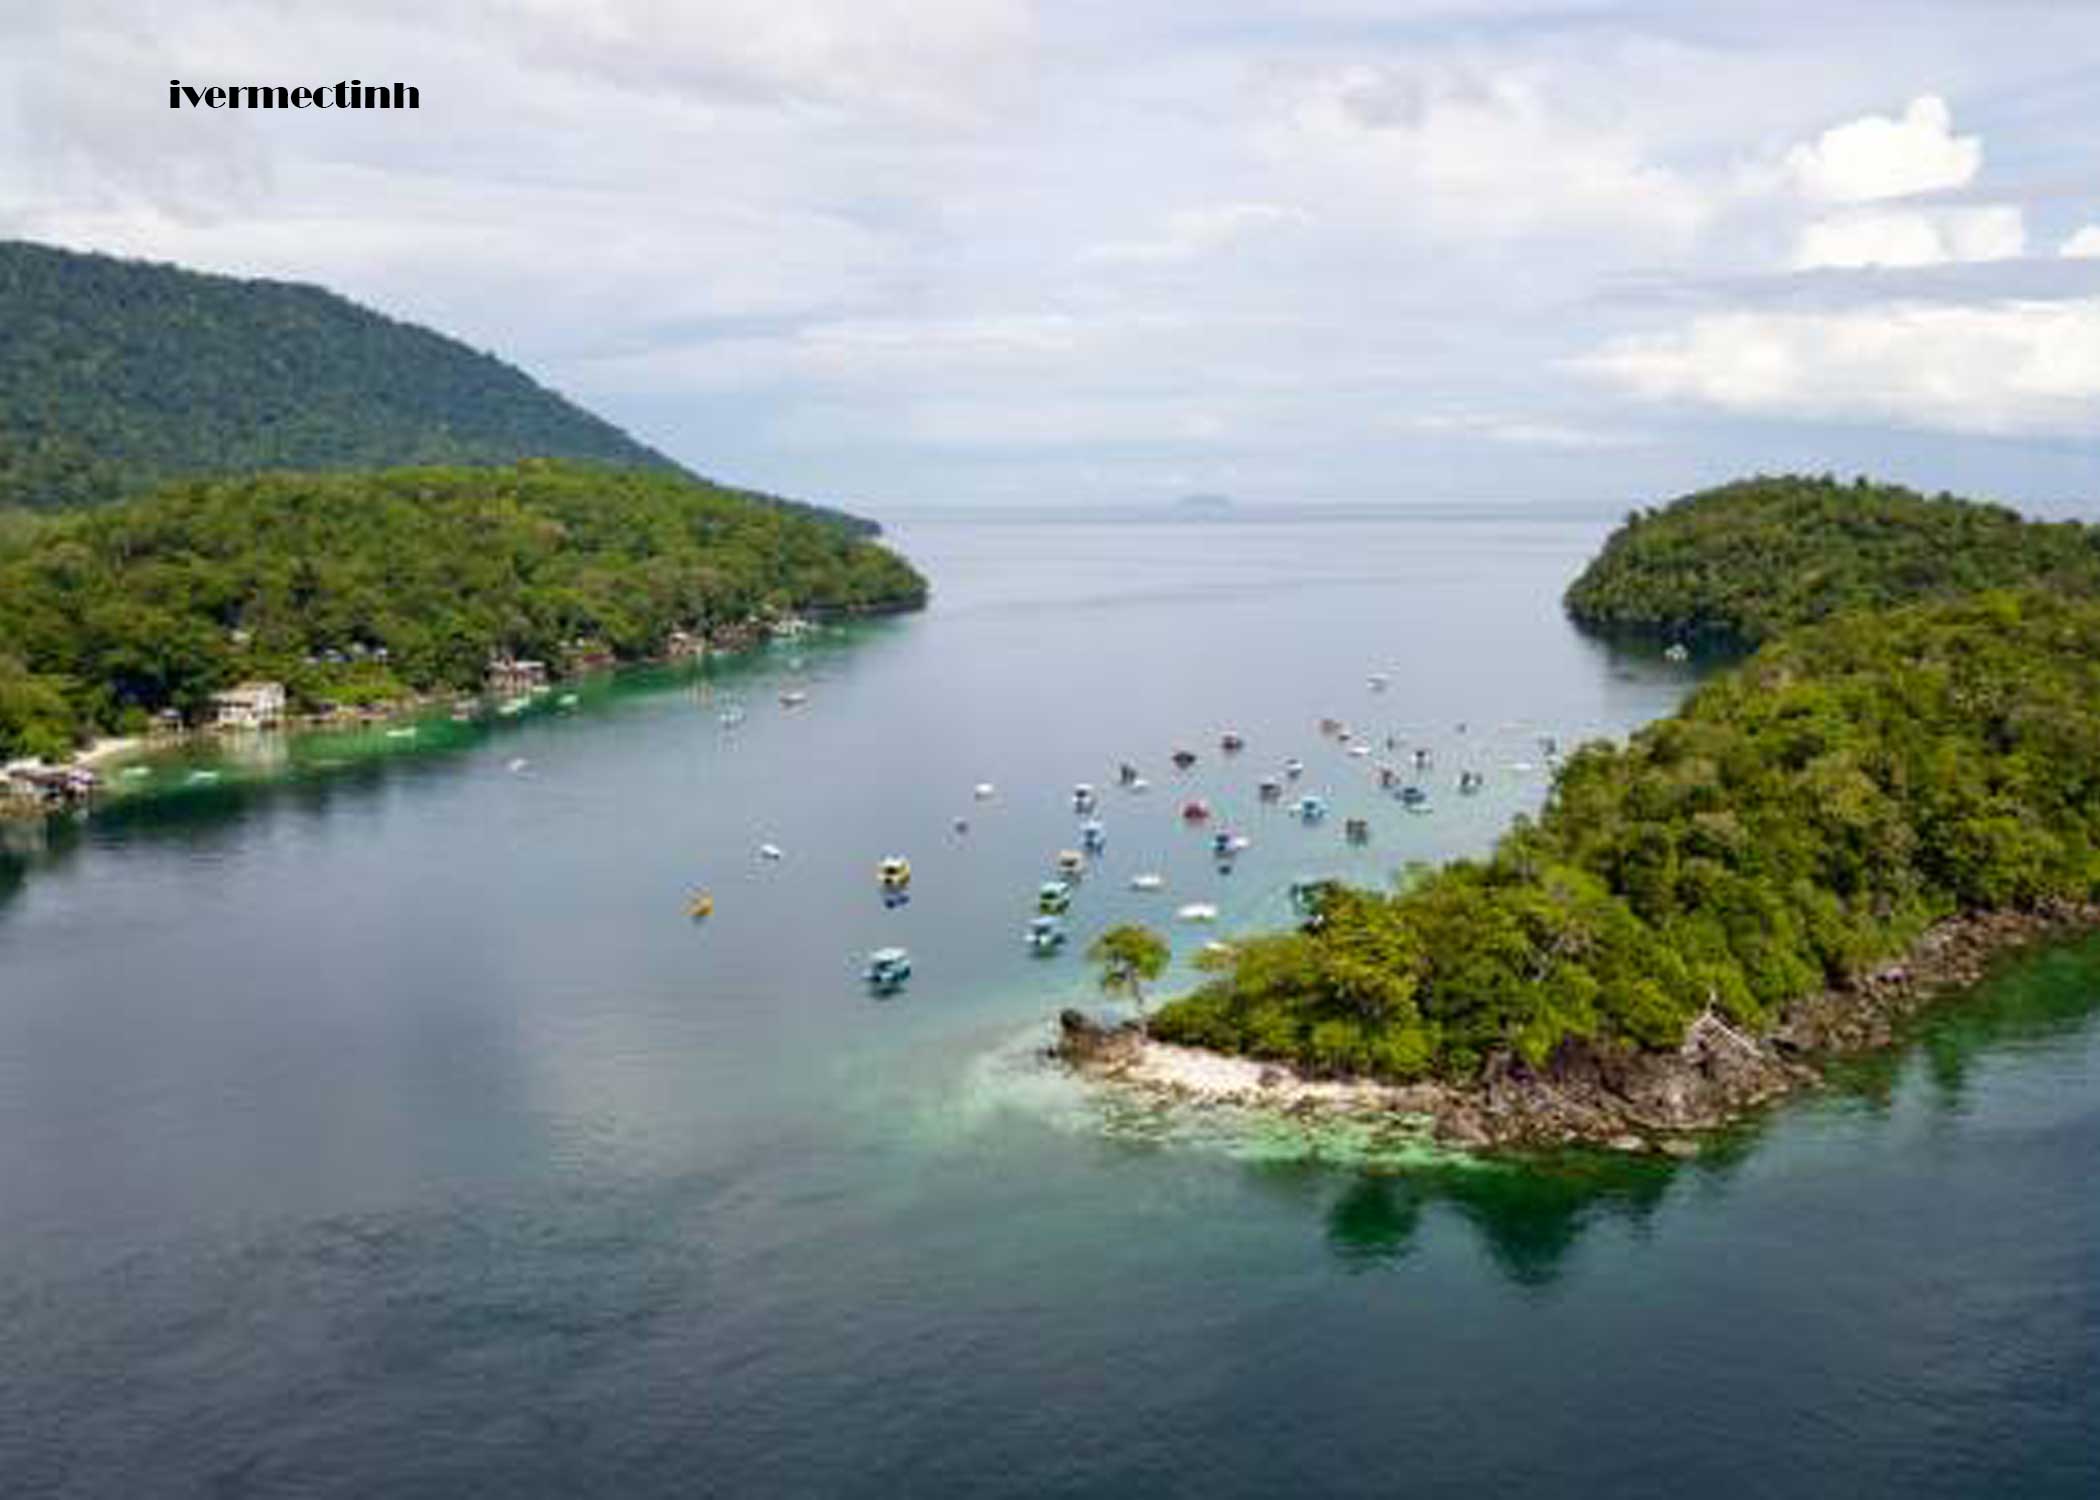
(864, 946, 912, 993)
(1026, 915, 1067, 953)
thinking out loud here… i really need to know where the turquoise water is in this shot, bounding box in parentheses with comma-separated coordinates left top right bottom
(2, 508, 2095, 1496)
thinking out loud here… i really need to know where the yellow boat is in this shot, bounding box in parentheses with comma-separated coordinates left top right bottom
(878, 857, 912, 890)
(687, 891, 714, 920)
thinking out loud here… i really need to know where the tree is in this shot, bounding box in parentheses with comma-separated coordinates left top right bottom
(1088, 924, 1171, 1032)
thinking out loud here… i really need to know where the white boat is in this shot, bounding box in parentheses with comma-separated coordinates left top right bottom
(1129, 872, 1166, 891)
(1127, 777, 1150, 793)
(973, 782, 996, 800)
(557, 693, 579, 708)
(1175, 902, 1219, 923)
(779, 690, 809, 708)
(758, 843, 784, 861)
(1348, 744, 1370, 758)
(507, 757, 530, 773)
(385, 726, 417, 739)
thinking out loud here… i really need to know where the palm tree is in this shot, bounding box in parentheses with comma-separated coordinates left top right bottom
(1087, 924, 1170, 1033)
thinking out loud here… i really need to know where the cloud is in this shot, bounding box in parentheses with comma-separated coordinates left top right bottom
(1578, 297, 2100, 437)
(1791, 205, 2025, 270)
(1083, 202, 1304, 265)
(1258, 62, 1713, 246)
(1784, 95, 1981, 203)
(2061, 225, 2100, 259)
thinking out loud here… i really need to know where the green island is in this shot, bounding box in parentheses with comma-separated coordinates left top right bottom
(1062, 477, 2100, 1149)
(1563, 472, 2100, 647)
(0, 461, 924, 760)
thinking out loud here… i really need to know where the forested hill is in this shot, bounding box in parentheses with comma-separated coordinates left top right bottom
(1563, 474, 2100, 646)
(0, 462, 925, 758)
(1154, 588, 2100, 1082)
(0, 240, 875, 535)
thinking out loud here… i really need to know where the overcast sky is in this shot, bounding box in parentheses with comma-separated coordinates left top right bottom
(4, 1, 2098, 512)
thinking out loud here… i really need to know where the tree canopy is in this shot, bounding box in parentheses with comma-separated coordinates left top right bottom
(0, 240, 876, 535)
(1563, 473, 2100, 647)
(0, 461, 925, 758)
(1153, 588, 2100, 1083)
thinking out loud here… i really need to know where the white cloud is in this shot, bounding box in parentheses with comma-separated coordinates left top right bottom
(1791, 204, 2025, 269)
(1259, 62, 1713, 245)
(1083, 202, 1304, 265)
(1784, 95, 1980, 203)
(2061, 225, 2100, 259)
(1578, 297, 2100, 437)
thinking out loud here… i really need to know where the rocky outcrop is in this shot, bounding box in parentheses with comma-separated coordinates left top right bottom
(1054, 902, 2100, 1154)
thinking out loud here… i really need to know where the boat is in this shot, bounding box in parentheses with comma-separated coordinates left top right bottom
(1127, 776, 1150, 793)
(1283, 758, 1304, 780)
(1220, 731, 1245, 753)
(1348, 744, 1370, 758)
(1175, 902, 1219, 923)
(1211, 828, 1237, 858)
(1129, 872, 1166, 891)
(1664, 642, 1690, 662)
(1026, 915, 1067, 953)
(1318, 717, 1344, 737)
(952, 817, 970, 835)
(1345, 817, 1370, 844)
(557, 693, 579, 708)
(1368, 674, 1389, 691)
(686, 891, 714, 920)
(1080, 820, 1107, 853)
(973, 782, 996, 800)
(1056, 849, 1088, 877)
(864, 946, 912, 993)
(1180, 799, 1212, 823)
(1458, 770, 1484, 795)
(878, 856, 912, 890)
(758, 843, 784, 861)
(1038, 880, 1074, 914)
(385, 726, 417, 739)
(1293, 794, 1328, 822)
(507, 757, 530, 773)
(779, 690, 809, 708)
(1412, 747, 1431, 770)
(1116, 762, 1141, 786)
(719, 706, 745, 727)
(1072, 783, 1097, 811)
(1170, 749, 1198, 771)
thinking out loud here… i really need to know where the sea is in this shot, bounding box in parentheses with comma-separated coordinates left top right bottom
(3, 506, 2095, 1497)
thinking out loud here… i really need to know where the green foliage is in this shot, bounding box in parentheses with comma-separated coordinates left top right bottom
(0, 461, 925, 757)
(1088, 924, 1172, 1022)
(1563, 473, 2100, 646)
(1152, 589, 2100, 1084)
(0, 240, 877, 536)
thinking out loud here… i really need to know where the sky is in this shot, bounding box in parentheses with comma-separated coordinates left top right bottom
(2, 1, 2097, 512)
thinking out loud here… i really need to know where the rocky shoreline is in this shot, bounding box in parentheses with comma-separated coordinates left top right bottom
(1055, 901, 2100, 1155)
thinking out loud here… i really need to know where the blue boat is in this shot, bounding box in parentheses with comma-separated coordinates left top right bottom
(1027, 915, 1067, 953)
(864, 947, 912, 993)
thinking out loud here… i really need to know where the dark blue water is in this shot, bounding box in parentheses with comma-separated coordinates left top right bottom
(3, 509, 2095, 1497)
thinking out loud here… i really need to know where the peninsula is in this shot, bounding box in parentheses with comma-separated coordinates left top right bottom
(1062, 476, 2100, 1151)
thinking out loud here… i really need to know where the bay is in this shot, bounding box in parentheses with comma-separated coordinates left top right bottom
(2, 506, 2094, 1497)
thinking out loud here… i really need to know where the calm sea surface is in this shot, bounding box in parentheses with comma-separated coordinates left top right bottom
(3, 508, 2095, 1497)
